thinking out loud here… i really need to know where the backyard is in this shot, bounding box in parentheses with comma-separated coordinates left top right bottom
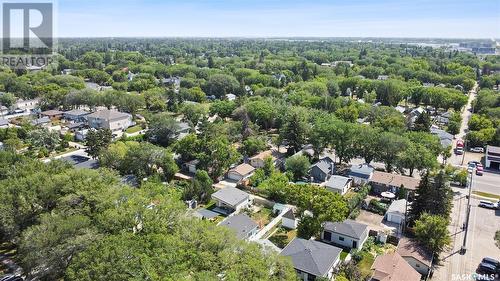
(268, 227, 297, 249)
(248, 206, 273, 228)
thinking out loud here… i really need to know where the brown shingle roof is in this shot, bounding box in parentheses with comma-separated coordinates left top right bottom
(250, 150, 276, 161)
(41, 109, 64, 117)
(397, 238, 433, 267)
(371, 252, 421, 281)
(371, 171, 420, 190)
(229, 163, 255, 176)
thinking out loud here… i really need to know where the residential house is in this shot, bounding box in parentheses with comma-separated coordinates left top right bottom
(64, 109, 90, 122)
(348, 164, 374, 185)
(211, 187, 251, 214)
(280, 238, 342, 281)
(225, 94, 236, 101)
(385, 199, 408, 224)
(249, 150, 280, 169)
(87, 109, 132, 132)
(183, 159, 199, 174)
(323, 175, 352, 195)
(397, 238, 433, 277)
(377, 75, 389, 80)
(227, 163, 255, 182)
(40, 109, 64, 120)
(370, 252, 421, 281)
(219, 213, 259, 240)
(321, 219, 369, 250)
(370, 171, 420, 195)
(176, 122, 191, 140)
(309, 156, 335, 182)
(281, 209, 298, 230)
(430, 127, 454, 148)
(31, 116, 51, 127)
(75, 129, 89, 141)
(0, 119, 9, 129)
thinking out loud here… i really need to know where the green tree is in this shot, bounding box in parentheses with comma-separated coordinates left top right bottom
(146, 113, 180, 147)
(85, 128, 112, 159)
(279, 108, 310, 155)
(414, 213, 451, 256)
(285, 155, 310, 181)
(183, 170, 213, 204)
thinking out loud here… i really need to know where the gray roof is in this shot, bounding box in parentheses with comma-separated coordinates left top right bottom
(196, 208, 220, 219)
(211, 187, 249, 207)
(430, 128, 454, 148)
(323, 219, 368, 240)
(0, 119, 9, 126)
(31, 116, 50, 125)
(311, 157, 334, 175)
(283, 209, 296, 220)
(87, 109, 130, 121)
(280, 238, 341, 277)
(219, 213, 258, 239)
(349, 164, 374, 178)
(387, 199, 407, 215)
(324, 175, 351, 191)
(64, 109, 89, 116)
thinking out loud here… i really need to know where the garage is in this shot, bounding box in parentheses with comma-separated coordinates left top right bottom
(485, 146, 500, 170)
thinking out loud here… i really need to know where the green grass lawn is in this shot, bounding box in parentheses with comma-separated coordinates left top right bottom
(126, 125, 143, 134)
(340, 250, 349, 261)
(250, 207, 273, 227)
(472, 191, 500, 200)
(358, 252, 375, 279)
(269, 227, 296, 248)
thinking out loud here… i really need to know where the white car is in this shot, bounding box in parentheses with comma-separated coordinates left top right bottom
(470, 147, 485, 153)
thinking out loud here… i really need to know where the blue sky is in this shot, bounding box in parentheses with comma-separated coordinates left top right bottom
(55, 0, 499, 38)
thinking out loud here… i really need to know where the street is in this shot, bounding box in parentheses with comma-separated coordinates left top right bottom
(432, 84, 500, 281)
(432, 186, 500, 281)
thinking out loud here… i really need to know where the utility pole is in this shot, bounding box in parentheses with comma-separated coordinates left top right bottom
(460, 170, 473, 255)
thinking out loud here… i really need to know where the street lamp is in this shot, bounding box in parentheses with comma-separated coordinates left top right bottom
(460, 168, 474, 255)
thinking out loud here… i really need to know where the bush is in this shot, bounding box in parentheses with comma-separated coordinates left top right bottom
(369, 199, 388, 215)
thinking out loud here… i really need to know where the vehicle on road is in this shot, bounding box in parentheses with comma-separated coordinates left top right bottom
(478, 201, 498, 209)
(476, 165, 484, 176)
(470, 147, 485, 153)
(477, 262, 498, 275)
(481, 257, 500, 269)
(456, 147, 464, 155)
(457, 139, 464, 148)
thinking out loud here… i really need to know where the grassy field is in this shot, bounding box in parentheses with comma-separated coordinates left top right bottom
(358, 252, 375, 279)
(250, 207, 273, 228)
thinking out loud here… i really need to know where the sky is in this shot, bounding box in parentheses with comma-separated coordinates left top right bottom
(52, 0, 500, 38)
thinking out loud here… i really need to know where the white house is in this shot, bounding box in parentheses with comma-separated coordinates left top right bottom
(348, 164, 374, 185)
(323, 175, 352, 195)
(87, 109, 132, 132)
(227, 163, 255, 181)
(321, 219, 369, 250)
(211, 187, 251, 214)
(385, 199, 407, 224)
(249, 150, 278, 169)
(281, 209, 298, 230)
(183, 159, 199, 174)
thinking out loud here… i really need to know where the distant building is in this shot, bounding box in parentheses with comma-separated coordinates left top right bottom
(40, 109, 64, 120)
(64, 109, 90, 122)
(377, 75, 389, 80)
(87, 109, 132, 132)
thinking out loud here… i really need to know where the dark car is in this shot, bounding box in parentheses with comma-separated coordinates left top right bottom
(478, 262, 498, 275)
(482, 257, 500, 268)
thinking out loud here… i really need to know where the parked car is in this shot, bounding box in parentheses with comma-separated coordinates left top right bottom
(477, 262, 498, 275)
(481, 257, 500, 270)
(478, 201, 498, 209)
(470, 147, 485, 153)
(456, 148, 464, 155)
(476, 165, 484, 176)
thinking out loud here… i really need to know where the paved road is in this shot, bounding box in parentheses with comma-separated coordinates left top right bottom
(432, 185, 500, 281)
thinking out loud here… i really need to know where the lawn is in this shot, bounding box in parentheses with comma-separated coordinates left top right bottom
(269, 227, 296, 249)
(472, 191, 500, 200)
(125, 125, 143, 134)
(357, 252, 375, 279)
(250, 207, 273, 227)
(340, 250, 349, 261)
